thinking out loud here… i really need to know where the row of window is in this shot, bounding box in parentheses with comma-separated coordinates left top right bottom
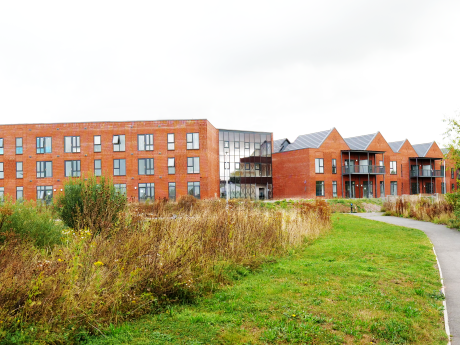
(0, 133, 200, 155)
(314, 158, 404, 176)
(0, 182, 201, 203)
(315, 181, 401, 197)
(0, 157, 200, 179)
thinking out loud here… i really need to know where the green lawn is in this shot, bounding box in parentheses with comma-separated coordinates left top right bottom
(85, 214, 447, 344)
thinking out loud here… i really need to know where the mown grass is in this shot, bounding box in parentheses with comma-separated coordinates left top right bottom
(86, 214, 447, 345)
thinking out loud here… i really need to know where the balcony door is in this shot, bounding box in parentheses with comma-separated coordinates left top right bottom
(363, 181, 373, 198)
(345, 181, 355, 198)
(422, 165, 431, 177)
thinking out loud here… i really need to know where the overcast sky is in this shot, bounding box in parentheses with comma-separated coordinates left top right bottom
(1, 1, 459, 146)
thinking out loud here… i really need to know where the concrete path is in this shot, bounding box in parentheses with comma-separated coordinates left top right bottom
(353, 213, 459, 344)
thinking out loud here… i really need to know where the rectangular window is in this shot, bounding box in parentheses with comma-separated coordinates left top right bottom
(37, 186, 53, 205)
(187, 157, 200, 173)
(16, 162, 23, 179)
(112, 135, 125, 152)
(65, 160, 81, 177)
(315, 158, 324, 173)
(138, 158, 154, 175)
(390, 161, 397, 175)
(452, 168, 455, 179)
(113, 159, 126, 176)
(16, 138, 23, 154)
(0, 138, 3, 155)
(224, 141, 229, 148)
(167, 133, 175, 150)
(187, 133, 199, 150)
(114, 184, 126, 195)
(94, 135, 101, 152)
(94, 159, 101, 177)
(0, 162, 3, 179)
(168, 157, 175, 174)
(139, 183, 154, 202)
(244, 142, 250, 149)
(332, 159, 337, 174)
(316, 181, 325, 196)
(452, 183, 455, 192)
(36, 137, 52, 154)
(0, 187, 3, 202)
(235, 162, 240, 170)
(391, 181, 398, 196)
(234, 141, 240, 149)
(16, 186, 23, 201)
(64, 136, 80, 153)
(332, 181, 337, 197)
(224, 162, 230, 169)
(37, 161, 53, 178)
(169, 182, 176, 201)
(138, 134, 154, 151)
(188, 181, 200, 199)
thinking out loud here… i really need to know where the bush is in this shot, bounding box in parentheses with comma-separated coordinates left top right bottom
(54, 176, 127, 235)
(0, 198, 63, 247)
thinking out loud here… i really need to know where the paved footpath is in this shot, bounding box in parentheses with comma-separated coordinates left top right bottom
(353, 213, 459, 344)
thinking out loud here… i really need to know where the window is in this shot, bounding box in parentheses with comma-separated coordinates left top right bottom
(65, 160, 81, 177)
(315, 158, 324, 174)
(187, 157, 200, 173)
(187, 133, 199, 150)
(36, 137, 52, 154)
(452, 183, 455, 192)
(390, 161, 397, 175)
(245, 163, 250, 170)
(0, 162, 3, 179)
(391, 181, 398, 196)
(37, 161, 52, 178)
(332, 181, 337, 197)
(138, 134, 154, 151)
(316, 181, 325, 196)
(255, 163, 261, 176)
(169, 182, 176, 201)
(16, 162, 23, 179)
(37, 186, 53, 205)
(235, 162, 240, 170)
(234, 141, 240, 149)
(332, 159, 337, 174)
(0, 187, 3, 202)
(168, 157, 175, 174)
(224, 162, 230, 169)
(139, 183, 154, 202)
(167, 134, 175, 150)
(0, 138, 3, 155)
(94, 135, 101, 152)
(244, 142, 250, 149)
(224, 141, 229, 148)
(138, 158, 154, 175)
(452, 168, 455, 179)
(94, 159, 101, 177)
(188, 181, 200, 199)
(16, 186, 23, 201)
(112, 135, 125, 152)
(114, 159, 126, 176)
(114, 184, 126, 195)
(16, 138, 23, 154)
(64, 136, 80, 153)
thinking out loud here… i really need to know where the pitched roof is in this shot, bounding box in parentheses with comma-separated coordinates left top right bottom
(282, 128, 334, 152)
(412, 142, 434, 157)
(344, 133, 378, 150)
(273, 138, 289, 153)
(441, 147, 450, 154)
(388, 140, 406, 153)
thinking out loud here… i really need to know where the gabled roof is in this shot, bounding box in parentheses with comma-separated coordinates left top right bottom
(282, 128, 334, 152)
(441, 147, 450, 155)
(273, 138, 290, 153)
(388, 140, 406, 153)
(344, 133, 378, 150)
(412, 142, 434, 157)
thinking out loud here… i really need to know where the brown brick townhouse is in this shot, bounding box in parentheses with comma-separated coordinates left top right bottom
(0, 119, 273, 203)
(273, 128, 451, 199)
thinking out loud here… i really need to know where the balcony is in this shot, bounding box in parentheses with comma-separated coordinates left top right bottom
(342, 165, 385, 175)
(410, 170, 443, 177)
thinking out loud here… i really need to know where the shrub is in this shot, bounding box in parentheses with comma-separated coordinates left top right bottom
(0, 198, 63, 247)
(54, 176, 127, 235)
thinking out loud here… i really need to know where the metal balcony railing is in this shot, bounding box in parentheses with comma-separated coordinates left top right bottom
(341, 165, 385, 175)
(410, 170, 443, 177)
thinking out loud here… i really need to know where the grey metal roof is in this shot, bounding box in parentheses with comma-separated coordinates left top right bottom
(388, 140, 406, 153)
(441, 147, 450, 154)
(273, 138, 288, 153)
(283, 129, 334, 152)
(344, 133, 378, 150)
(412, 142, 434, 157)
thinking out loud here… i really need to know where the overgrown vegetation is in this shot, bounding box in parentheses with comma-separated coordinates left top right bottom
(0, 180, 331, 344)
(383, 197, 454, 225)
(85, 214, 447, 345)
(259, 198, 383, 213)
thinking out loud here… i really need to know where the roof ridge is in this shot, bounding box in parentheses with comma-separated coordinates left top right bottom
(364, 132, 379, 150)
(316, 128, 334, 149)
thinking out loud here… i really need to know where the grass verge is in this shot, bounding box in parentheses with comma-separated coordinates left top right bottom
(85, 214, 447, 345)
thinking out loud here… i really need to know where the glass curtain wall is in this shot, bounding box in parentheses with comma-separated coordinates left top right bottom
(219, 130, 273, 200)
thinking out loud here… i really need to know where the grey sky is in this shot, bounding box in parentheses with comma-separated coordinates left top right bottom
(1, 1, 459, 146)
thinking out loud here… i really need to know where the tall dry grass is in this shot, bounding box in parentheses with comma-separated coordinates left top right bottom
(0, 198, 330, 344)
(383, 197, 453, 224)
